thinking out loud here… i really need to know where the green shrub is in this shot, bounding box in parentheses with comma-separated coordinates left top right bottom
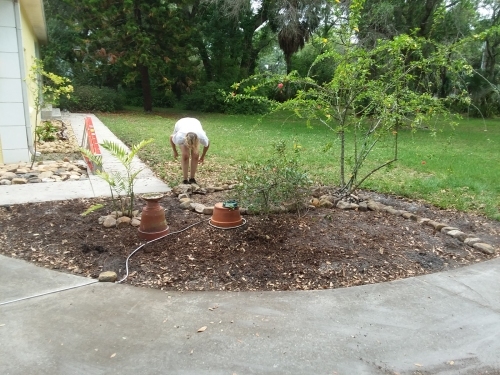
(182, 81, 270, 114)
(234, 139, 312, 214)
(59, 86, 124, 112)
(122, 87, 176, 108)
(35, 121, 58, 142)
(225, 96, 270, 115)
(182, 82, 227, 113)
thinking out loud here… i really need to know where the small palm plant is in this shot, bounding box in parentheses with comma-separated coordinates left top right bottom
(80, 139, 154, 216)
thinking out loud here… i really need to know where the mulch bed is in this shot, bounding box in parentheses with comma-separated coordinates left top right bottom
(1, 190, 498, 291)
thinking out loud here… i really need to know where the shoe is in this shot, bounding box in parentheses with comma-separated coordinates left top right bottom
(189, 178, 197, 184)
(182, 179, 189, 184)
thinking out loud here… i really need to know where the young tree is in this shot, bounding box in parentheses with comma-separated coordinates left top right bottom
(231, 0, 473, 196)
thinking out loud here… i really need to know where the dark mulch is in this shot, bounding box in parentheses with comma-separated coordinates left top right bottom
(1, 190, 498, 291)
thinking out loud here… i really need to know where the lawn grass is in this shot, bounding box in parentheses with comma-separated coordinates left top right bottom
(97, 108, 500, 220)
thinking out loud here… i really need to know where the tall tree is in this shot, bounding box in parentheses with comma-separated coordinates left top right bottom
(58, 0, 193, 112)
(187, 0, 273, 83)
(204, 0, 328, 74)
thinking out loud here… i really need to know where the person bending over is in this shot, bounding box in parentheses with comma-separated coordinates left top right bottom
(170, 117, 210, 185)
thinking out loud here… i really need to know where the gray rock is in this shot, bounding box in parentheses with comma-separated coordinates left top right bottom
(0, 179, 12, 185)
(203, 206, 214, 215)
(446, 230, 469, 242)
(319, 199, 334, 208)
(366, 200, 383, 211)
(473, 243, 496, 255)
(180, 200, 193, 210)
(358, 202, 368, 212)
(103, 216, 117, 228)
(401, 212, 418, 220)
(336, 200, 358, 210)
(191, 203, 205, 213)
(0, 172, 17, 180)
(426, 220, 448, 231)
(440, 226, 459, 234)
(464, 237, 482, 246)
(131, 217, 141, 227)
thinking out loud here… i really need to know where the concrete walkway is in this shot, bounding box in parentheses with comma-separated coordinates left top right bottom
(1, 113, 500, 374)
(0, 113, 169, 205)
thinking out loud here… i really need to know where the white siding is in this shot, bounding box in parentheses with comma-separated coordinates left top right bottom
(0, 51, 21, 77)
(0, 103, 24, 125)
(0, 1, 15, 28)
(0, 0, 29, 163)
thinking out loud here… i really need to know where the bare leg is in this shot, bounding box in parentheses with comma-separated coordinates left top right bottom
(180, 145, 190, 181)
(190, 148, 200, 180)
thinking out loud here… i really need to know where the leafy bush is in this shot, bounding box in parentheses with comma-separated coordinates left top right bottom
(182, 82, 228, 113)
(122, 87, 176, 108)
(225, 95, 270, 115)
(35, 121, 58, 142)
(182, 81, 270, 114)
(80, 139, 154, 216)
(234, 139, 312, 214)
(59, 86, 124, 112)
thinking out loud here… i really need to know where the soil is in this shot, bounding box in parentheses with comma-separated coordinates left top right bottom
(1, 189, 499, 292)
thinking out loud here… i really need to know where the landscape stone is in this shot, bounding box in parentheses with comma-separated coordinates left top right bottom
(116, 216, 132, 228)
(440, 226, 459, 233)
(446, 229, 469, 242)
(1, 172, 17, 180)
(103, 216, 117, 228)
(336, 200, 358, 210)
(203, 206, 214, 215)
(464, 237, 482, 246)
(319, 199, 334, 208)
(191, 203, 205, 213)
(98, 271, 117, 282)
(473, 243, 496, 255)
(401, 212, 418, 220)
(358, 202, 368, 212)
(180, 200, 193, 209)
(12, 178, 27, 184)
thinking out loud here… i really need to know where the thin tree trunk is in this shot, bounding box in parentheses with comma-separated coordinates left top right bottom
(139, 65, 153, 112)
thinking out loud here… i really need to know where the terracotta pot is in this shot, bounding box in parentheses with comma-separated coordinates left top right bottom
(138, 193, 169, 240)
(210, 202, 243, 228)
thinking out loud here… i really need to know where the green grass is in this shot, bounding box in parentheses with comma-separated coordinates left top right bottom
(97, 108, 500, 220)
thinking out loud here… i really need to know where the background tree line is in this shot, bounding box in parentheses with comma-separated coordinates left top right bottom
(41, 0, 500, 117)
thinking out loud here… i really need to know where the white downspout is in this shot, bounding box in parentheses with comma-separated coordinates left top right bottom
(13, 0, 37, 157)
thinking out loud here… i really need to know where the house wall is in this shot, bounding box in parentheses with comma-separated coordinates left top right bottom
(0, 0, 39, 164)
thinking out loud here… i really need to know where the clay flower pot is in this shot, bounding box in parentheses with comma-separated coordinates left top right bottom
(210, 202, 243, 228)
(138, 193, 169, 240)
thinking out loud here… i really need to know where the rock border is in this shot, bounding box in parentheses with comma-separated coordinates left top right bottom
(173, 184, 498, 256)
(0, 159, 88, 185)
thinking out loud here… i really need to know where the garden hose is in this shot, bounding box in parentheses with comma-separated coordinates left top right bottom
(117, 214, 246, 284)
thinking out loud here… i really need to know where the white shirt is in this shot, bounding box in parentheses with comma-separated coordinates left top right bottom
(172, 118, 209, 147)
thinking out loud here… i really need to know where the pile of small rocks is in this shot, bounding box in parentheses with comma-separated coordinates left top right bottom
(36, 119, 81, 154)
(173, 182, 238, 215)
(0, 159, 89, 185)
(98, 210, 142, 228)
